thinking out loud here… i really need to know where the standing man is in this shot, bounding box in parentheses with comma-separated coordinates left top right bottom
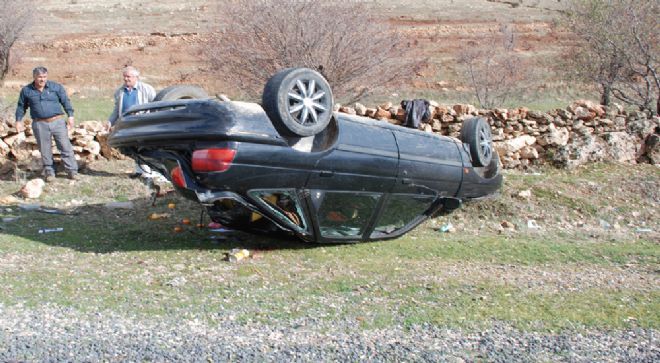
(15, 66, 79, 181)
(108, 66, 156, 178)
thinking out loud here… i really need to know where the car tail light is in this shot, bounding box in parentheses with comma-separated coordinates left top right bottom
(171, 166, 186, 188)
(192, 148, 236, 172)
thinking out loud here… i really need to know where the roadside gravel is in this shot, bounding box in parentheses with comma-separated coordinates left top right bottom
(1, 304, 657, 362)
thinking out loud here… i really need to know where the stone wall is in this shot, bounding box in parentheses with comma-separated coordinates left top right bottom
(337, 99, 660, 168)
(0, 119, 123, 177)
(0, 99, 658, 177)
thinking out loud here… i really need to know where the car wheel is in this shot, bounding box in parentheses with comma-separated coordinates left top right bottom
(461, 117, 493, 167)
(262, 68, 334, 137)
(154, 85, 208, 101)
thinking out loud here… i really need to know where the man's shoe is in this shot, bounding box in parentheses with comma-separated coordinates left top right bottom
(44, 174, 55, 183)
(128, 172, 143, 179)
(67, 172, 80, 181)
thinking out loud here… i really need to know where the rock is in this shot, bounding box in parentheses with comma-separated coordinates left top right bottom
(430, 119, 442, 132)
(627, 116, 659, 138)
(538, 123, 569, 147)
(374, 107, 390, 120)
(500, 220, 515, 230)
(640, 133, 660, 165)
(84, 140, 101, 155)
(422, 124, 433, 133)
(452, 104, 475, 116)
(517, 190, 532, 199)
(556, 108, 572, 120)
(0, 139, 9, 156)
(527, 110, 545, 120)
(353, 103, 367, 116)
(435, 106, 450, 117)
(4, 132, 26, 148)
(495, 135, 536, 155)
(603, 132, 638, 163)
(493, 108, 508, 120)
(519, 146, 539, 159)
(338, 106, 356, 115)
(573, 106, 595, 121)
(614, 116, 627, 129)
(0, 195, 20, 204)
(20, 178, 46, 199)
(553, 132, 637, 168)
(441, 114, 454, 123)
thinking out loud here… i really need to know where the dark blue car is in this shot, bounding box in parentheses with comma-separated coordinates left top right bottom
(108, 68, 502, 243)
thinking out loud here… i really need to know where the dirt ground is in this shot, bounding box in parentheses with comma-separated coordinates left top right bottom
(2, 0, 569, 103)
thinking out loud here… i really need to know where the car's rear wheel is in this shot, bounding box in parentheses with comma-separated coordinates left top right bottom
(461, 117, 493, 167)
(154, 85, 208, 101)
(262, 68, 334, 137)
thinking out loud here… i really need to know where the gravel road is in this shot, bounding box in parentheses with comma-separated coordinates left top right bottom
(1, 304, 657, 362)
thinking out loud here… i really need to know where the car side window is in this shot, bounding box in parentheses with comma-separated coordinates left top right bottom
(249, 189, 307, 232)
(315, 191, 381, 238)
(371, 194, 435, 238)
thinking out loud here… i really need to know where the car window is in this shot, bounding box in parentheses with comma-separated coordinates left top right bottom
(248, 189, 307, 232)
(315, 191, 381, 238)
(371, 194, 435, 238)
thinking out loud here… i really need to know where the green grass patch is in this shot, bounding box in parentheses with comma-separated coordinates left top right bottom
(0, 161, 657, 332)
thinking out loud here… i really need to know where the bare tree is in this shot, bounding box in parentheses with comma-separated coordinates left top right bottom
(562, 0, 658, 114)
(0, 0, 32, 80)
(457, 23, 529, 109)
(203, 0, 423, 102)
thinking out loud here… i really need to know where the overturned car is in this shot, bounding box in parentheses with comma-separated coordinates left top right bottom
(108, 68, 502, 243)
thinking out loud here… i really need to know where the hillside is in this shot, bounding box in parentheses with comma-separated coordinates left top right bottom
(2, 0, 575, 109)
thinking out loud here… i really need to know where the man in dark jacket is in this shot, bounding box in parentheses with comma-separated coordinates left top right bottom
(15, 66, 79, 181)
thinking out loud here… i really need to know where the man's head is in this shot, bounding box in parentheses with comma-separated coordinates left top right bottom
(32, 66, 48, 88)
(122, 66, 140, 88)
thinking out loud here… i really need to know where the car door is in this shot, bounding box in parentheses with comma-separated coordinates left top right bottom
(306, 116, 399, 192)
(391, 129, 464, 198)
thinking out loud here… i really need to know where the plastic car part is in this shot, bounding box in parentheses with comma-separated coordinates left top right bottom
(262, 67, 334, 137)
(170, 166, 186, 188)
(154, 85, 209, 101)
(460, 117, 493, 167)
(192, 148, 236, 172)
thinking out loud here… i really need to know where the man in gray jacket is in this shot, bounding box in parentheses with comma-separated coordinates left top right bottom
(108, 66, 156, 178)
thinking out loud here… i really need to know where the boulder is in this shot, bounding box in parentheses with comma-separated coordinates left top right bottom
(338, 106, 356, 115)
(374, 107, 391, 120)
(640, 133, 660, 165)
(353, 103, 367, 116)
(495, 135, 537, 155)
(20, 178, 45, 199)
(602, 132, 637, 163)
(519, 146, 539, 159)
(538, 123, 570, 147)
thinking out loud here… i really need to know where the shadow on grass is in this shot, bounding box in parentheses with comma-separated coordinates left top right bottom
(0, 194, 318, 254)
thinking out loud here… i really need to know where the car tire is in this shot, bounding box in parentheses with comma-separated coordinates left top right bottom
(262, 68, 334, 137)
(154, 85, 208, 101)
(461, 117, 493, 167)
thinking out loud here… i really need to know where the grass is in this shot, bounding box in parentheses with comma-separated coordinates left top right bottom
(0, 161, 658, 332)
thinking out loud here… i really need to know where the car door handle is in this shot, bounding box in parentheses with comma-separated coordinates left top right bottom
(320, 171, 334, 177)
